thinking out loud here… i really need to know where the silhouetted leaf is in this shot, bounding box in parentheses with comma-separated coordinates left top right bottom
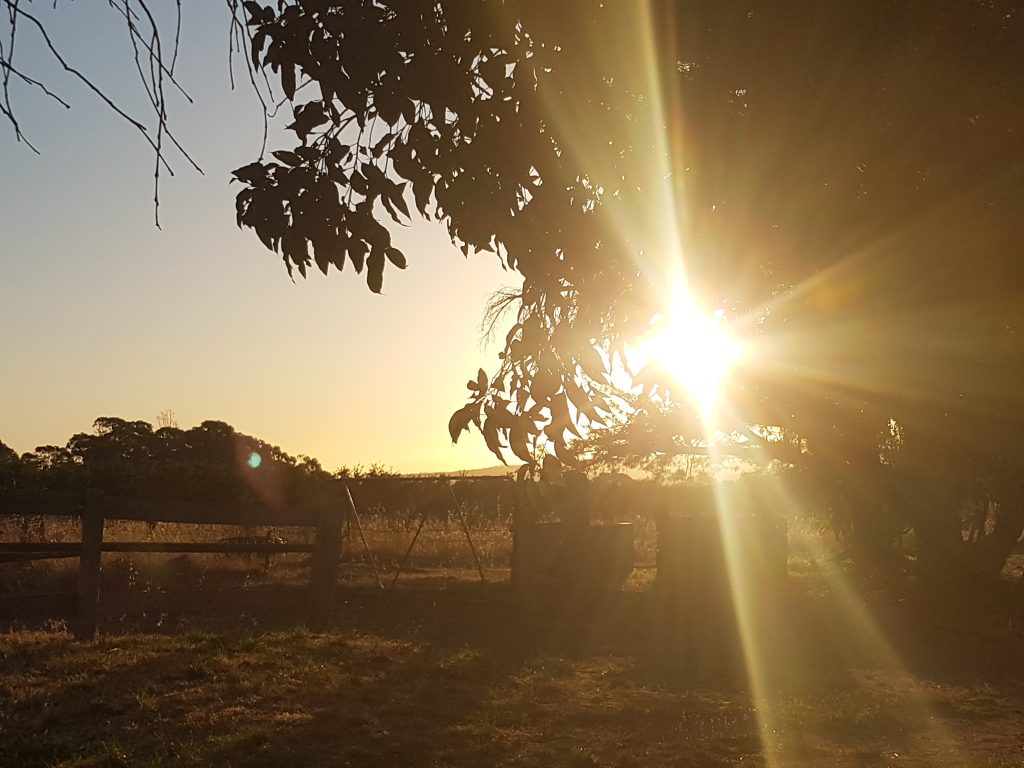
(281, 64, 296, 102)
(578, 344, 607, 380)
(348, 239, 367, 273)
(509, 422, 532, 464)
(287, 102, 328, 143)
(272, 150, 302, 167)
(412, 173, 433, 215)
(251, 29, 268, 69)
(231, 162, 268, 186)
(448, 403, 476, 443)
(482, 419, 507, 464)
(371, 132, 394, 158)
(313, 239, 331, 275)
(349, 170, 368, 196)
(387, 182, 410, 219)
(243, 1, 267, 25)
(374, 89, 402, 125)
(366, 248, 385, 293)
(384, 247, 407, 269)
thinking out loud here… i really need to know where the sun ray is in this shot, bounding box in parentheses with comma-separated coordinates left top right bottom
(636, 285, 744, 417)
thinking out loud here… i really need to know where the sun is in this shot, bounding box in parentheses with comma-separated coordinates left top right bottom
(638, 286, 743, 415)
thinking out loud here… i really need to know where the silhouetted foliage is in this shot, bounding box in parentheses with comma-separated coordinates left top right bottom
(6, 418, 515, 528)
(0, 439, 17, 490)
(9, 417, 336, 511)
(9, 3, 1024, 583)
(229, 1, 1024, 497)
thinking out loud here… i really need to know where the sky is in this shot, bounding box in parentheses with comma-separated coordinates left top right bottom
(0, 2, 514, 474)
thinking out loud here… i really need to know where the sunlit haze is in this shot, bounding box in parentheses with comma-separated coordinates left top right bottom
(635, 285, 743, 416)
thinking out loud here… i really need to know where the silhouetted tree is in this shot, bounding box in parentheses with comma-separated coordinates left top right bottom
(0, 439, 17, 490)
(226, 1, 1023, 460)
(8, 3, 1024, 581)
(227, 1, 1024, 580)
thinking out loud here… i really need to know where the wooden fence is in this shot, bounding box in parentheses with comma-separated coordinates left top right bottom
(0, 489, 347, 639)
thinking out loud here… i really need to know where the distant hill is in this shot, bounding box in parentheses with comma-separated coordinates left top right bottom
(404, 464, 522, 479)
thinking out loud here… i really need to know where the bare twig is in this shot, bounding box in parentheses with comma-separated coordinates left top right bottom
(3, 1, 171, 168)
(133, 0, 167, 227)
(226, 0, 271, 159)
(3, 0, 206, 224)
(0, 0, 36, 149)
(0, 55, 71, 108)
(170, 0, 181, 75)
(104, 0, 194, 104)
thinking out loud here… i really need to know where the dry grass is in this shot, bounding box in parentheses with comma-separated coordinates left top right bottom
(2, 563, 1024, 768)
(0, 514, 513, 598)
(3, 516, 1023, 767)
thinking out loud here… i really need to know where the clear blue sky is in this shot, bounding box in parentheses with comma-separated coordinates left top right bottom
(0, 2, 513, 473)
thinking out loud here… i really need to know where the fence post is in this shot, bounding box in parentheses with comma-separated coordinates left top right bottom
(309, 501, 344, 630)
(75, 511, 104, 641)
(511, 488, 521, 591)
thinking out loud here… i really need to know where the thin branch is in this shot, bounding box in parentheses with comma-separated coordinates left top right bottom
(170, 0, 181, 75)
(123, 2, 160, 113)
(104, 0, 194, 104)
(0, 100, 38, 151)
(0, 0, 34, 149)
(480, 286, 522, 345)
(226, 0, 271, 159)
(132, 0, 167, 227)
(124, 0, 203, 174)
(2, 0, 172, 169)
(0, 54, 72, 108)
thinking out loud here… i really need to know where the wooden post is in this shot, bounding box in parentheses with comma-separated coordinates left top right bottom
(74, 511, 104, 641)
(309, 502, 344, 631)
(510, 485, 521, 591)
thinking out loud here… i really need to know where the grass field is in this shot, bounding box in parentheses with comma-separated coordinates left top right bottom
(2, 561, 1023, 768)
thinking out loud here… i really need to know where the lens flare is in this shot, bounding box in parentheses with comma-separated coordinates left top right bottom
(247, 451, 262, 469)
(640, 286, 743, 416)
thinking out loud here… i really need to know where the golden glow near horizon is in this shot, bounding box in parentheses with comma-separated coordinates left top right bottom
(636, 284, 743, 416)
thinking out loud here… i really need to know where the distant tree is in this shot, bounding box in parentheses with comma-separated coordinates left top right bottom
(9, 415, 336, 507)
(155, 409, 179, 429)
(333, 462, 396, 480)
(0, 438, 17, 490)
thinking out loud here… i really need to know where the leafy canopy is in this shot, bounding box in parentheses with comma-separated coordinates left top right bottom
(231, 0, 1024, 490)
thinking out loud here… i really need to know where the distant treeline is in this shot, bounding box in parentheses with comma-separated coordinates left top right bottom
(0, 418, 527, 528)
(0, 418, 390, 508)
(0, 417, 768, 529)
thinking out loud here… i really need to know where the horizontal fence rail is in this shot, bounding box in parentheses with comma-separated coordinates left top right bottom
(1, 477, 522, 636)
(0, 489, 329, 526)
(0, 541, 315, 562)
(0, 488, 349, 638)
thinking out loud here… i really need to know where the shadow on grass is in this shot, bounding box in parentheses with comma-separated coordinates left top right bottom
(2, 570, 1023, 767)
